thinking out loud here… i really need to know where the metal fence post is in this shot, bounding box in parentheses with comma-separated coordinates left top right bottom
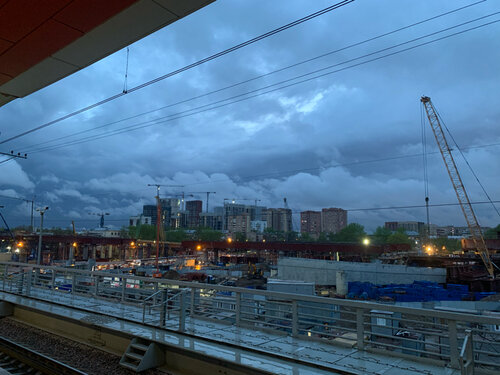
(51, 270, 56, 291)
(94, 275, 99, 296)
(179, 292, 186, 332)
(448, 319, 459, 369)
(190, 287, 196, 316)
(121, 277, 126, 302)
(160, 289, 166, 328)
(356, 308, 365, 350)
(2, 265, 8, 291)
(26, 268, 32, 296)
(460, 329, 474, 375)
(235, 292, 241, 326)
(292, 300, 298, 337)
(71, 273, 76, 295)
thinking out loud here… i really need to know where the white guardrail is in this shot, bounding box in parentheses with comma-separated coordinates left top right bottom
(1, 262, 499, 374)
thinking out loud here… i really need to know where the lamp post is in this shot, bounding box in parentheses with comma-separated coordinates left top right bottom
(36, 206, 49, 265)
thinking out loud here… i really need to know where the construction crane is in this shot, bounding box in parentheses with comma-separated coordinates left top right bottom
(147, 184, 183, 276)
(88, 212, 109, 228)
(188, 192, 216, 213)
(225, 198, 262, 206)
(421, 96, 496, 278)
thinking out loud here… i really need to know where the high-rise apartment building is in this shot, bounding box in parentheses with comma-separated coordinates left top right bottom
(384, 221, 425, 234)
(227, 213, 251, 235)
(300, 211, 322, 236)
(200, 212, 223, 231)
(186, 200, 202, 227)
(321, 208, 347, 234)
(266, 208, 292, 232)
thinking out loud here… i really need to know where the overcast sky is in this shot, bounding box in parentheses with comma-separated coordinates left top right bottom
(1, 0, 499, 232)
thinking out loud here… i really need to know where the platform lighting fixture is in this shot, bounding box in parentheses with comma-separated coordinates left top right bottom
(17, 242, 23, 247)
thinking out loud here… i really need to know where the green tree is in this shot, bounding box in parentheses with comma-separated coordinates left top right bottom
(235, 232, 246, 242)
(136, 224, 156, 240)
(318, 232, 329, 243)
(387, 228, 412, 246)
(48, 227, 73, 235)
(119, 226, 130, 238)
(331, 223, 367, 243)
(263, 228, 285, 241)
(431, 237, 461, 252)
(164, 229, 187, 242)
(194, 227, 224, 241)
(299, 232, 314, 242)
(372, 226, 392, 245)
(484, 224, 500, 239)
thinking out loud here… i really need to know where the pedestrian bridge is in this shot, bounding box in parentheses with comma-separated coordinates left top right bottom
(1, 262, 498, 375)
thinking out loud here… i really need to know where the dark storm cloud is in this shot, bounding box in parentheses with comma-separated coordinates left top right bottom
(1, 0, 500, 231)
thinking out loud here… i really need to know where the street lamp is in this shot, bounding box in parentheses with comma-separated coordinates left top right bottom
(362, 238, 370, 246)
(36, 206, 49, 265)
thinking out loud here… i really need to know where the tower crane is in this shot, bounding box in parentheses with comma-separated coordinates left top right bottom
(88, 212, 109, 228)
(147, 183, 183, 276)
(421, 96, 496, 278)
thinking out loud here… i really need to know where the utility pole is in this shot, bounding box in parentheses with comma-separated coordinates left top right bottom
(36, 206, 49, 265)
(0, 194, 35, 232)
(0, 206, 14, 240)
(0, 150, 27, 160)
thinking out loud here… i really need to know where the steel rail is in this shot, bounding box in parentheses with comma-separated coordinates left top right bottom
(0, 335, 86, 375)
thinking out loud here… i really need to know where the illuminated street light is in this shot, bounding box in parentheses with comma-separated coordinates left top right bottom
(196, 245, 202, 251)
(227, 237, 232, 244)
(362, 238, 370, 246)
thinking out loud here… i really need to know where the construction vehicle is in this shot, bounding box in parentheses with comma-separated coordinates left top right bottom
(421, 96, 496, 279)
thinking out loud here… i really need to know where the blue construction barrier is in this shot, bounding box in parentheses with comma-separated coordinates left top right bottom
(347, 281, 484, 302)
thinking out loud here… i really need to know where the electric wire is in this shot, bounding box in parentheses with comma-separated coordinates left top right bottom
(0, 0, 354, 146)
(435, 106, 500, 218)
(21, 14, 500, 155)
(0, 157, 15, 165)
(16, 0, 487, 152)
(18, 199, 500, 225)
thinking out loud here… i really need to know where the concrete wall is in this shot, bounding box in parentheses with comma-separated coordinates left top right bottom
(277, 258, 446, 285)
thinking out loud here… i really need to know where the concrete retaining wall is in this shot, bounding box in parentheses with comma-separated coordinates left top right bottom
(277, 258, 446, 285)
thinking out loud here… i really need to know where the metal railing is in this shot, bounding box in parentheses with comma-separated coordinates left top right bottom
(142, 288, 189, 331)
(1, 261, 499, 374)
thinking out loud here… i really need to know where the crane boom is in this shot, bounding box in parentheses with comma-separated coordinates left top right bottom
(420, 96, 495, 278)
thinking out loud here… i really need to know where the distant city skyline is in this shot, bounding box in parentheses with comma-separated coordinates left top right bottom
(1, 1, 499, 232)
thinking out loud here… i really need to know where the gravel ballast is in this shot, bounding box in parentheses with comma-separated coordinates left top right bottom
(0, 318, 169, 375)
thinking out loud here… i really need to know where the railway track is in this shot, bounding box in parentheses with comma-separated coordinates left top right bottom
(0, 335, 86, 375)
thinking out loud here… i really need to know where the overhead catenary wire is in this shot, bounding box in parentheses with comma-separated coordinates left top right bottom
(0, 0, 354, 146)
(16, 199, 500, 225)
(21, 14, 500, 155)
(16, 0, 487, 152)
(434, 106, 500, 218)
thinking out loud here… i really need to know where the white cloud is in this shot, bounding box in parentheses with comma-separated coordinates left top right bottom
(0, 161, 34, 189)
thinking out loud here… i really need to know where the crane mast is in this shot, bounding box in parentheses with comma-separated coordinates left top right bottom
(420, 96, 495, 278)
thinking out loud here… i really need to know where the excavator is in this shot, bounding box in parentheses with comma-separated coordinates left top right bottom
(421, 96, 497, 279)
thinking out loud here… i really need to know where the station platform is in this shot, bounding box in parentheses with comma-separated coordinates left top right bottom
(0, 288, 459, 375)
